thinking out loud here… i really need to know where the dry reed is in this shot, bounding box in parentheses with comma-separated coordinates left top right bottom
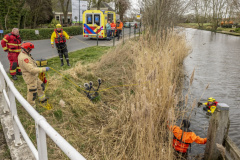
(41, 30, 190, 160)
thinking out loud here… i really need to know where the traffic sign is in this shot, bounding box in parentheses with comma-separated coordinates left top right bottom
(136, 14, 141, 19)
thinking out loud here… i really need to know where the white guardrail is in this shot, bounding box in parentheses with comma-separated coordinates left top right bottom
(0, 62, 86, 160)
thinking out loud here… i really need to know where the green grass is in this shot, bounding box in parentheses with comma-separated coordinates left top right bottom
(10, 46, 110, 158)
(47, 46, 110, 74)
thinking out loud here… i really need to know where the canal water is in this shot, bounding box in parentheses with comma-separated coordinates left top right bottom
(182, 28, 240, 158)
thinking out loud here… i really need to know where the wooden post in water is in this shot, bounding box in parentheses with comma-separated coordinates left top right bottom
(204, 103, 230, 160)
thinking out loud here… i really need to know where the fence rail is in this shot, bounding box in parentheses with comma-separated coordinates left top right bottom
(0, 62, 85, 160)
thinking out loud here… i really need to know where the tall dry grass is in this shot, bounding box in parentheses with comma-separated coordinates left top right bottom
(91, 31, 190, 159)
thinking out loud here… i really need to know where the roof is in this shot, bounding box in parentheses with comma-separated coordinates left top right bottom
(91, 2, 114, 11)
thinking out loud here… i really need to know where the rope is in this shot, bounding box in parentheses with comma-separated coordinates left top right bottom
(38, 72, 53, 110)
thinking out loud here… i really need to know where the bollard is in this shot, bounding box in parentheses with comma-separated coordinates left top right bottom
(204, 103, 230, 160)
(113, 36, 115, 46)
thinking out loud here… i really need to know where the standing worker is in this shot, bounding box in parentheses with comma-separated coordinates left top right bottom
(18, 42, 49, 108)
(1, 28, 22, 80)
(110, 20, 116, 38)
(106, 20, 111, 40)
(51, 24, 72, 66)
(116, 19, 123, 41)
(168, 119, 207, 158)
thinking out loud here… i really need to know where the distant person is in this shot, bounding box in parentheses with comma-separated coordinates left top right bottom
(110, 20, 116, 38)
(198, 97, 218, 114)
(51, 24, 72, 66)
(168, 119, 207, 158)
(106, 20, 111, 40)
(18, 42, 49, 108)
(134, 23, 138, 29)
(1, 28, 22, 80)
(116, 19, 123, 40)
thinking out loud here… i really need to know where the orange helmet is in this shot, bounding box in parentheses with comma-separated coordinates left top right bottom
(21, 42, 35, 50)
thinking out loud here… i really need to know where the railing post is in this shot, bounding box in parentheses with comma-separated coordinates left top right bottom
(129, 27, 131, 39)
(0, 72, 9, 113)
(9, 88, 22, 146)
(123, 27, 125, 44)
(36, 117, 48, 160)
(3, 89, 10, 113)
(113, 35, 115, 46)
(134, 28, 136, 39)
(204, 103, 230, 160)
(97, 29, 99, 46)
(0, 72, 5, 92)
(139, 27, 140, 37)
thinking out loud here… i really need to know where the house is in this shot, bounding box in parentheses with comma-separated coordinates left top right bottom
(90, 2, 114, 11)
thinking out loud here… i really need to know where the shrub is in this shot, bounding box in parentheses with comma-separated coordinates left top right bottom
(235, 28, 240, 33)
(1, 26, 83, 41)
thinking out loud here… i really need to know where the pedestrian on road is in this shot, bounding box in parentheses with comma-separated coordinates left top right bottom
(51, 24, 72, 66)
(18, 42, 49, 108)
(116, 19, 123, 40)
(110, 20, 116, 38)
(1, 28, 22, 80)
(168, 119, 207, 159)
(106, 20, 111, 40)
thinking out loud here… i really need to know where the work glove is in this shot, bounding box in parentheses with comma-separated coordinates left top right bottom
(198, 102, 202, 107)
(46, 67, 50, 71)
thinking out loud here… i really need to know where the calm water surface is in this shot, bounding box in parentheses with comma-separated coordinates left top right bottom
(182, 28, 240, 157)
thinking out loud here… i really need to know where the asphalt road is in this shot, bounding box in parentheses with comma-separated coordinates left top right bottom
(0, 27, 136, 71)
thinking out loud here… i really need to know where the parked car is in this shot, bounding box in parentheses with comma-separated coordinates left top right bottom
(124, 22, 130, 28)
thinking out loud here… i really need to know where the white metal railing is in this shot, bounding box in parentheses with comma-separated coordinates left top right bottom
(0, 62, 86, 160)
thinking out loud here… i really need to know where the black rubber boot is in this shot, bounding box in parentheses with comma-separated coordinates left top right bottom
(12, 75, 18, 80)
(61, 59, 64, 66)
(66, 59, 70, 66)
(16, 72, 22, 75)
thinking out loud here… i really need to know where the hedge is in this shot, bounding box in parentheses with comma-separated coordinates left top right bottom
(235, 28, 240, 33)
(2, 26, 83, 41)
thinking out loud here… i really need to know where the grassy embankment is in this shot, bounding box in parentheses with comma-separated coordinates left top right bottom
(13, 31, 190, 159)
(178, 23, 240, 36)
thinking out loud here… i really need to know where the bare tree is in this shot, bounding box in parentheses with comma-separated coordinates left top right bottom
(115, 0, 131, 20)
(141, 0, 186, 37)
(59, 0, 70, 25)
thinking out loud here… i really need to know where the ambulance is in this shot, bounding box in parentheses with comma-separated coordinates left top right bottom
(83, 10, 116, 39)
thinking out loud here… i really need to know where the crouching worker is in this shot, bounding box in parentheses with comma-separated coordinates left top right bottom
(168, 119, 207, 159)
(198, 97, 218, 114)
(18, 42, 50, 108)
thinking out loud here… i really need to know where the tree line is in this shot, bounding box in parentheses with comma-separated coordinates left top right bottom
(0, 0, 130, 30)
(189, 0, 240, 30)
(0, 0, 53, 30)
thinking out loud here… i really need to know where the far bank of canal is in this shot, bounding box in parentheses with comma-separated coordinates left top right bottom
(182, 28, 240, 157)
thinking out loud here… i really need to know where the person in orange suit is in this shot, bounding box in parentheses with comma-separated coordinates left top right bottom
(168, 119, 207, 158)
(110, 20, 116, 38)
(116, 19, 123, 40)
